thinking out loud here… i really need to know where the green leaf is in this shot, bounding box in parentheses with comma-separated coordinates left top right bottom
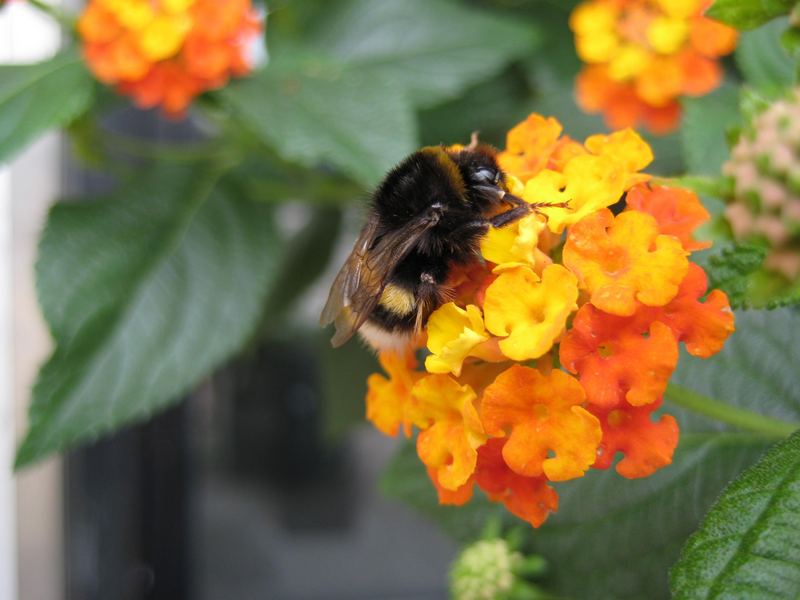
(670, 430, 800, 599)
(681, 84, 742, 176)
(221, 61, 416, 188)
(312, 0, 540, 108)
(0, 48, 94, 164)
(16, 163, 281, 467)
(700, 243, 768, 308)
(707, 0, 795, 30)
(671, 308, 800, 431)
(736, 18, 796, 91)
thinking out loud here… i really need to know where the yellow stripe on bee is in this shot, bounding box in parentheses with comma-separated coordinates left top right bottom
(420, 146, 467, 200)
(379, 284, 416, 316)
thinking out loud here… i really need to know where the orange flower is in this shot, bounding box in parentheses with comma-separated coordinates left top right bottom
(590, 399, 679, 478)
(480, 366, 601, 481)
(646, 263, 735, 358)
(571, 0, 737, 133)
(366, 350, 421, 437)
(474, 439, 559, 528)
(427, 467, 474, 506)
(78, 0, 261, 116)
(411, 375, 487, 491)
(560, 304, 679, 408)
(563, 208, 689, 316)
(625, 183, 711, 251)
(576, 66, 682, 134)
(497, 114, 564, 182)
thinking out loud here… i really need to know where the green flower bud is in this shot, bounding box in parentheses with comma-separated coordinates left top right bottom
(724, 91, 800, 281)
(450, 538, 522, 600)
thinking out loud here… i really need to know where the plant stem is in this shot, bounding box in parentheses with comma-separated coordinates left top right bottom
(665, 383, 799, 438)
(27, 0, 75, 30)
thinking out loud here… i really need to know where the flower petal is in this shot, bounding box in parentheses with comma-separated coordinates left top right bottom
(480, 366, 601, 481)
(483, 265, 579, 361)
(474, 439, 559, 528)
(560, 304, 679, 408)
(425, 303, 489, 376)
(563, 209, 689, 316)
(590, 399, 680, 478)
(366, 349, 421, 437)
(652, 262, 735, 357)
(412, 375, 486, 490)
(625, 183, 711, 251)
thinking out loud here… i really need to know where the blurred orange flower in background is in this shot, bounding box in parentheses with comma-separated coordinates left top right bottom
(363, 114, 735, 528)
(570, 0, 737, 134)
(78, 0, 261, 116)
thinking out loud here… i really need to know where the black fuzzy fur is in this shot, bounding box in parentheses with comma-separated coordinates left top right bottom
(367, 146, 506, 334)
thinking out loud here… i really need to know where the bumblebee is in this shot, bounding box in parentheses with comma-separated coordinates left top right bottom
(321, 141, 563, 351)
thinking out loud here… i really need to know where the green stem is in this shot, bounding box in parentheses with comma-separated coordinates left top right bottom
(665, 383, 799, 438)
(27, 0, 75, 30)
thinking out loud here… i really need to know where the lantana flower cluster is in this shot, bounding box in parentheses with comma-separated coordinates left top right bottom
(78, 0, 261, 116)
(367, 114, 735, 528)
(570, 0, 737, 134)
(724, 90, 800, 281)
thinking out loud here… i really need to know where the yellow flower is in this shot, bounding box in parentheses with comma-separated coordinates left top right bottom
(483, 265, 579, 361)
(584, 129, 654, 174)
(608, 45, 651, 80)
(526, 129, 653, 234)
(647, 16, 690, 54)
(425, 303, 491, 377)
(480, 213, 552, 273)
(137, 14, 192, 61)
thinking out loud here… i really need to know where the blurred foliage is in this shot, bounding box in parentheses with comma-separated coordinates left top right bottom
(0, 48, 94, 162)
(3, 0, 800, 597)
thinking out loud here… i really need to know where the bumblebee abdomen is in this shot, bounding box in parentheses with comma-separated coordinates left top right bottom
(378, 283, 416, 316)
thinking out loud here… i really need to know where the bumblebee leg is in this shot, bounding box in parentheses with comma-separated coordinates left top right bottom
(491, 205, 531, 228)
(501, 192, 528, 207)
(453, 219, 489, 236)
(530, 200, 570, 210)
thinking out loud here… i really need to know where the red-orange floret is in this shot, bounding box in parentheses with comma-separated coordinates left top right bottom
(625, 183, 711, 251)
(560, 303, 679, 409)
(474, 439, 559, 528)
(589, 398, 679, 478)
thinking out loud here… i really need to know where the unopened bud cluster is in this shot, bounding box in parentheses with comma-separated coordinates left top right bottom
(724, 91, 800, 280)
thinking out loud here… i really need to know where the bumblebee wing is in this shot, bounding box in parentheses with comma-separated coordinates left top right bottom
(321, 208, 441, 347)
(320, 212, 381, 334)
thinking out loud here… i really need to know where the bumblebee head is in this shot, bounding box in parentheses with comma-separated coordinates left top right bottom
(451, 147, 507, 210)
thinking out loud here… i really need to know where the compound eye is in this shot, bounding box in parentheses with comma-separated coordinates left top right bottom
(474, 168, 496, 183)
